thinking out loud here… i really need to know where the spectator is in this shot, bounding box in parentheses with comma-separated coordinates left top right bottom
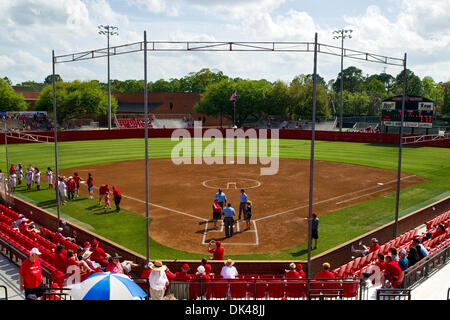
(13, 214, 31, 229)
(413, 238, 429, 259)
(432, 224, 446, 239)
(297, 263, 306, 278)
(65, 249, 95, 274)
(82, 241, 91, 253)
(90, 240, 110, 268)
(200, 258, 212, 276)
(208, 240, 224, 261)
(81, 250, 102, 272)
(105, 252, 138, 275)
(314, 262, 335, 279)
(368, 238, 380, 254)
(398, 249, 409, 271)
(194, 265, 209, 280)
(389, 247, 399, 262)
(382, 255, 404, 289)
(19, 248, 47, 300)
(220, 259, 238, 279)
(149, 261, 169, 300)
(140, 262, 153, 279)
(175, 264, 192, 280)
(53, 244, 67, 271)
(54, 227, 75, 243)
(421, 231, 433, 242)
(407, 247, 420, 267)
(284, 263, 300, 279)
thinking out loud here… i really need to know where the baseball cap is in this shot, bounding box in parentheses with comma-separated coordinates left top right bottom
(182, 263, 190, 270)
(30, 248, 41, 255)
(399, 249, 407, 255)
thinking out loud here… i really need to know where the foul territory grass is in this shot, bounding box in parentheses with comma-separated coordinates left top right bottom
(1, 138, 449, 261)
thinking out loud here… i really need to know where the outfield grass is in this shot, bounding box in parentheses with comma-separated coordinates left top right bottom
(1, 138, 449, 260)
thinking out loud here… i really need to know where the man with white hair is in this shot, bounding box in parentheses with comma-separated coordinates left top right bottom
(220, 259, 238, 279)
(19, 248, 48, 300)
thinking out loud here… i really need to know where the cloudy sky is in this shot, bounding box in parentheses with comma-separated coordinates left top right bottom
(1, 0, 449, 86)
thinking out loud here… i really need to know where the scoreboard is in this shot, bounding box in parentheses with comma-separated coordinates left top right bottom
(381, 96, 433, 128)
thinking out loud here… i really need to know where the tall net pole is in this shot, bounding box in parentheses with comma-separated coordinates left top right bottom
(52, 50, 61, 227)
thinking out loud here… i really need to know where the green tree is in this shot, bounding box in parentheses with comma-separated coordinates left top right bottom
(2, 77, 12, 86)
(333, 66, 364, 93)
(393, 69, 423, 96)
(35, 80, 117, 124)
(151, 79, 173, 92)
(44, 74, 63, 85)
(0, 78, 28, 111)
(442, 82, 450, 116)
(20, 81, 45, 92)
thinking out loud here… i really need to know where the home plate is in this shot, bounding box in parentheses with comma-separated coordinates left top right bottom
(377, 183, 384, 186)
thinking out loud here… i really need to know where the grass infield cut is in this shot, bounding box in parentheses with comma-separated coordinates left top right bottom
(1, 138, 450, 260)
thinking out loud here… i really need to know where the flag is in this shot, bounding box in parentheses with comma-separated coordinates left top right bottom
(229, 89, 237, 108)
(229, 89, 237, 103)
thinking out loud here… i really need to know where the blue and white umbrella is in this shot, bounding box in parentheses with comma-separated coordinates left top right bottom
(69, 272, 147, 300)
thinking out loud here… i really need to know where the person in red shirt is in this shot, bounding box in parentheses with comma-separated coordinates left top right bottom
(201, 258, 212, 276)
(52, 245, 67, 271)
(19, 248, 47, 300)
(212, 199, 222, 230)
(90, 240, 110, 268)
(383, 255, 404, 288)
(208, 240, 224, 261)
(297, 263, 306, 278)
(98, 184, 107, 205)
(284, 263, 300, 279)
(368, 238, 381, 253)
(175, 264, 192, 279)
(314, 262, 335, 279)
(432, 224, 446, 239)
(112, 185, 122, 212)
(73, 172, 81, 198)
(66, 176, 76, 201)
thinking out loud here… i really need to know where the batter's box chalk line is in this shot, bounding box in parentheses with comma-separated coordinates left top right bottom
(201, 220, 259, 246)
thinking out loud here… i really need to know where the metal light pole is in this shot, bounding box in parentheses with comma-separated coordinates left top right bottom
(394, 53, 408, 238)
(52, 50, 61, 227)
(143, 31, 150, 264)
(98, 25, 118, 130)
(333, 29, 352, 132)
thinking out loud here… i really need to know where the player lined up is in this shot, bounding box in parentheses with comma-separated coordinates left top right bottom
(212, 188, 253, 238)
(6, 165, 122, 212)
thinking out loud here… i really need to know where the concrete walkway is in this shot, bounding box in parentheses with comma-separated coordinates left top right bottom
(0, 253, 24, 300)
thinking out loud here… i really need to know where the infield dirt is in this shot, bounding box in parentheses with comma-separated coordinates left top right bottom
(61, 158, 426, 255)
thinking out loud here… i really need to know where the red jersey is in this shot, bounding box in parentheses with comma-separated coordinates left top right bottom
(73, 176, 81, 185)
(212, 203, 222, 213)
(314, 270, 335, 279)
(113, 187, 122, 196)
(91, 246, 107, 261)
(99, 185, 107, 195)
(209, 246, 224, 260)
(66, 179, 76, 192)
(87, 176, 94, 187)
(53, 251, 67, 271)
(19, 258, 43, 289)
(284, 270, 300, 279)
(384, 261, 402, 279)
(175, 272, 192, 280)
(202, 263, 212, 275)
(369, 243, 380, 253)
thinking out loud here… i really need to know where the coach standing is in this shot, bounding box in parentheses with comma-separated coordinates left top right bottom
(222, 203, 236, 238)
(112, 185, 122, 212)
(215, 188, 227, 209)
(19, 248, 47, 300)
(238, 189, 248, 221)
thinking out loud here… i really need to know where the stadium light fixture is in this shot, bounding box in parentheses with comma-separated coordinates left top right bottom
(98, 25, 119, 130)
(333, 28, 353, 132)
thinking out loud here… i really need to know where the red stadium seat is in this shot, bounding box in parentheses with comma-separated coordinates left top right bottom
(267, 280, 285, 299)
(209, 281, 229, 299)
(229, 280, 248, 299)
(247, 280, 267, 299)
(286, 279, 306, 298)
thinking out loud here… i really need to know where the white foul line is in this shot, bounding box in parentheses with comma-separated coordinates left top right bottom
(254, 174, 417, 222)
